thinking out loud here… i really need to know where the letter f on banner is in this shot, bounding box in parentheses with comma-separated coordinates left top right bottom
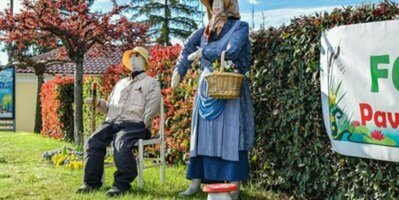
(370, 55, 389, 92)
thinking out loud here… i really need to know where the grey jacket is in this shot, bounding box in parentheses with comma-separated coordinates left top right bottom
(97, 73, 161, 129)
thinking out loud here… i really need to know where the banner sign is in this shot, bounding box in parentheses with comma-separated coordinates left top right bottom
(0, 67, 15, 119)
(321, 20, 399, 162)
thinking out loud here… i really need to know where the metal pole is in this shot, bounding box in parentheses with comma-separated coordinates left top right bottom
(201, 1, 205, 27)
(10, 0, 13, 14)
(252, 4, 255, 30)
(9, 0, 16, 132)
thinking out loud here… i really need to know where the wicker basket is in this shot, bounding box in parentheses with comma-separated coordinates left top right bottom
(204, 51, 244, 99)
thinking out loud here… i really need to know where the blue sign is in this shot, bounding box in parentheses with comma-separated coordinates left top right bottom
(0, 67, 15, 119)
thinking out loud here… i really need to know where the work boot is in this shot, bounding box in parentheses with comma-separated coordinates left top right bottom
(230, 181, 241, 200)
(106, 186, 128, 197)
(179, 178, 201, 197)
(75, 184, 101, 194)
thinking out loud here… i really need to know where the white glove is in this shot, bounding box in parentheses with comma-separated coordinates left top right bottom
(84, 98, 94, 105)
(188, 48, 203, 61)
(171, 68, 181, 89)
(84, 98, 105, 106)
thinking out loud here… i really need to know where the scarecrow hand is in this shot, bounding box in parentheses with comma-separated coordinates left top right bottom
(84, 98, 105, 107)
(84, 98, 93, 105)
(171, 68, 181, 89)
(188, 47, 202, 61)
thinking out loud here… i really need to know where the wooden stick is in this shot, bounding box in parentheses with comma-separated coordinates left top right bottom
(220, 50, 226, 72)
(91, 82, 97, 133)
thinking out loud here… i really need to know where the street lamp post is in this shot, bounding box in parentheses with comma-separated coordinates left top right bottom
(8, 0, 16, 132)
(252, 3, 255, 30)
(10, 0, 13, 13)
(250, 0, 257, 30)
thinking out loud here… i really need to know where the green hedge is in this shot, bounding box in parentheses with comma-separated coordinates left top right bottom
(250, 1, 399, 199)
(57, 80, 74, 142)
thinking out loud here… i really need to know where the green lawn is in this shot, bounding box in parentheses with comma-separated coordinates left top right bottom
(0, 132, 277, 200)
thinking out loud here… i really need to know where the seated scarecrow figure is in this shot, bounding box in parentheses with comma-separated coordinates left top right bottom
(76, 47, 162, 197)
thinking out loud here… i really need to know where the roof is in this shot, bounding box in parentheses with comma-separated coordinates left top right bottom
(16, 49, 123, 75)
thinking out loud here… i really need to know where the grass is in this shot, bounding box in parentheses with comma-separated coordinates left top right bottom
(0, 132, 279, 200)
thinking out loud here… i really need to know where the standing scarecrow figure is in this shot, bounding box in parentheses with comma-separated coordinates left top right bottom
(171, 0, 254, 199)
(76, 47, 161, 197)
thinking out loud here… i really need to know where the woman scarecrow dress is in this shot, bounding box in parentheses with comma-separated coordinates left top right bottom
(175, 18, 254, 182)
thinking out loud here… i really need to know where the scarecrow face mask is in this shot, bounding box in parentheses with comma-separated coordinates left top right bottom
(130, 53, 145, 72)
(212, 0, 224, 15)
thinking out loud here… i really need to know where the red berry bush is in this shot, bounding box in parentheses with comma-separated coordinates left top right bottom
(40, 76, 74, 140)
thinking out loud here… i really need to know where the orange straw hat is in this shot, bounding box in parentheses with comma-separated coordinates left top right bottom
(121, 46, 150, 71)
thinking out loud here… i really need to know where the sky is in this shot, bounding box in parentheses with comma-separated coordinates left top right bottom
(0, 0, 396, 65)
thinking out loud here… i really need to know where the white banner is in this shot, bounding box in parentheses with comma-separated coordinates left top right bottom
(321, 20, 399, 162)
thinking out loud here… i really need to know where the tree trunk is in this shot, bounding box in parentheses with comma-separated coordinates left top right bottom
(163, 0, 171, 46)
(74, 57, 84, 146)
(34, 73, 44, 133)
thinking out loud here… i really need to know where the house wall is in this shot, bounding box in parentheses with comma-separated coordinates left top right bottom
(16, 74, 37, 132)
(15, 73, 99, 133)
(15, 73, 54, 132)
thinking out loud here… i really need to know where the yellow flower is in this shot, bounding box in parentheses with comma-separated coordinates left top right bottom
(105, 156, 113, 163)
(74, 161, 84, 169)
(73, 162, 79, 169)
(329, 94, 336, 104)
(56, 155, 67, 166)
(213, 60, 219, 72)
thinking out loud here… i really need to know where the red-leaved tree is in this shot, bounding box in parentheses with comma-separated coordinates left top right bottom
(0, 0, 148, 145)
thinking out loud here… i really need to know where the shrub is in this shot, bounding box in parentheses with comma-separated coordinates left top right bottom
(40, 76, 74, 140)
(57, 78, 74, 141)
(41, 76, 105, 140)
(250, 1, 399, 199)
(147, 45, 197, 164)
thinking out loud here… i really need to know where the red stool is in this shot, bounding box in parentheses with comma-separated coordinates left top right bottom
(203, 183, 238, 200)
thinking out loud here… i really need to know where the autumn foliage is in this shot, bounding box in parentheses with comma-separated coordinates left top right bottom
(0, 0, 149, 58)
(147, 45, 197, 163)
(40, 76, 74, 140)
